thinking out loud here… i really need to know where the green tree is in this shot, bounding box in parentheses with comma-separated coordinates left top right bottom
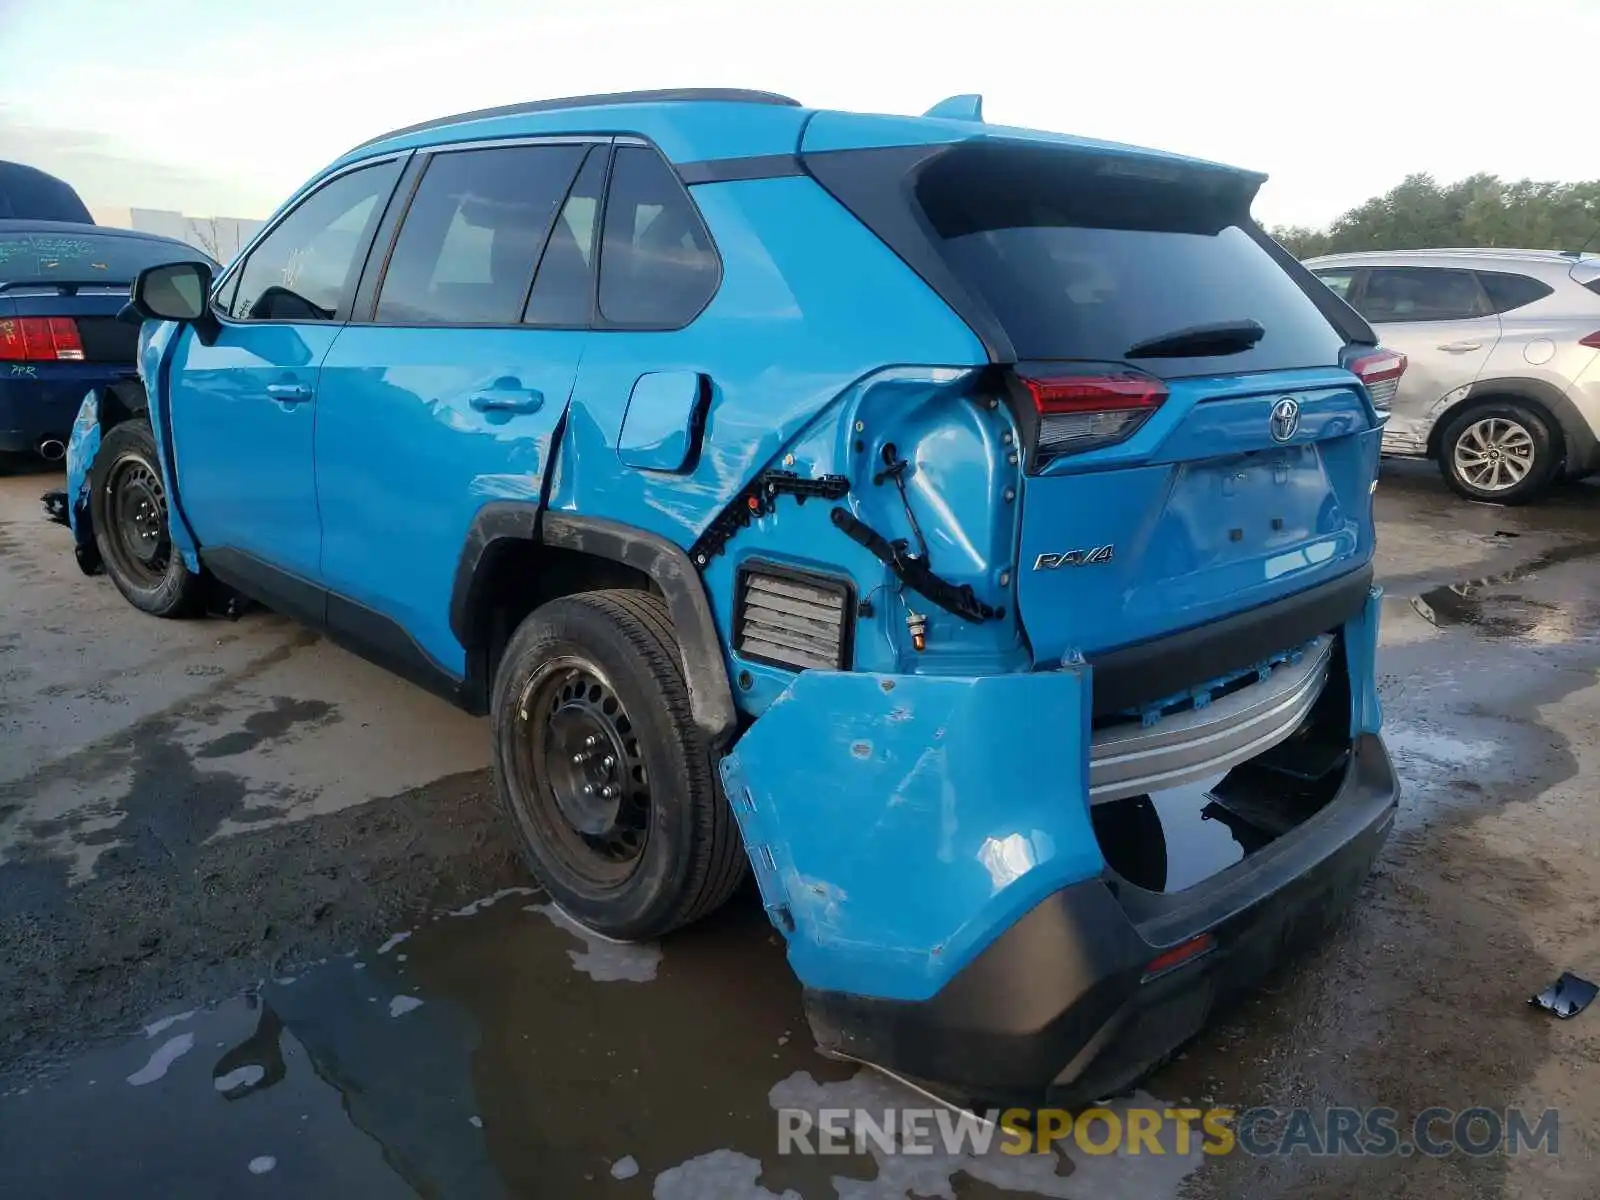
(1269, 173, 1600, 259)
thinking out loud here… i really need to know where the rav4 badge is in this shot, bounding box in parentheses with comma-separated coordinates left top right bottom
(1033, 546, 1115, 570)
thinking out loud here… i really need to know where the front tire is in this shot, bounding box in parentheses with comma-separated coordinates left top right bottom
(490, 590, 746, 940)
(1437, 401, 1558, 505)
(88, 419, 205, 616)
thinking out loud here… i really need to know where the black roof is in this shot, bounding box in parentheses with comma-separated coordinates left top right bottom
(350, 88, 802, 153)
(0, 160, 94, 223)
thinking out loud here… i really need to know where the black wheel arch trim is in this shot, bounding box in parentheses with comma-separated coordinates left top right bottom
(1448, 376, 1600, 472)
(450, 505, 739, 742)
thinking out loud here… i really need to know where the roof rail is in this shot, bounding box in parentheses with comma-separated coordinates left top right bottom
(350, 88, 802, 153)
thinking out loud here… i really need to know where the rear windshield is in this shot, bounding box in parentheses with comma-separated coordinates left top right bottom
(915, 146, 1346, 378)
(0, 230, 205, 286)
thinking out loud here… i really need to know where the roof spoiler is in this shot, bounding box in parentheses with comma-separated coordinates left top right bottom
(922, 94, 984, 122)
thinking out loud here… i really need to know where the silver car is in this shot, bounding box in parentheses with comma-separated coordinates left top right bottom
(1305, 248, 1600, 504)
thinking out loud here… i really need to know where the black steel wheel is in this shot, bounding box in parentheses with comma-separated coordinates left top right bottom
(104, 452, 170, 587)
(513, 656, 652, 880)
(88, 419, 205, 616)
(490, 590, 746, 940)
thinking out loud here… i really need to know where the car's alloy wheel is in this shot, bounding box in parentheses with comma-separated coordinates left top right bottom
(1437, 401, 1558, 506)
(1451, 416, 1536, 494)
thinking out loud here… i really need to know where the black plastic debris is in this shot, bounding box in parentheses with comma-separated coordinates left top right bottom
(1529, 973, 1598, 1019)
(41, 490, 68, 526)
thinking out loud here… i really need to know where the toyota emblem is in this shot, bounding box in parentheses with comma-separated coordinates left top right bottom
(1269, 396, 1301, 443)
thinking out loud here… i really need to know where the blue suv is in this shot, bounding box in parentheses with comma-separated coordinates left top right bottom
(62, 88, 1401, 1108)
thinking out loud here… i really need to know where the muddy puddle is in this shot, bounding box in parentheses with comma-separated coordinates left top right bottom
(1389, 538, 1600, 645)
(1374, 540, 1600, 826)
(0, 889, 1206, 1200)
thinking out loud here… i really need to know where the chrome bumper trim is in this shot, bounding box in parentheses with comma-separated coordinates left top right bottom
(1089, 635, 1335, 804)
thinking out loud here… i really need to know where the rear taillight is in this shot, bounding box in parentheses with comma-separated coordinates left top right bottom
(1347, 347, 1406, 411)
(0, 317, 85, 362)
(1579, 331, 1600, 350)
(1017, 366, 1168, 459)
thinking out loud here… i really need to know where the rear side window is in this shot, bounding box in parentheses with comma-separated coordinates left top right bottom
(1312, 269, 1357, 301)
(1357, 268, 1485, 323)
(1477, 271, 1553, 315)
(375, 144, 585, 325)
(596, 145, 718, 328)
(230, 160, 400, 322)
(912, 145, 1345, 378)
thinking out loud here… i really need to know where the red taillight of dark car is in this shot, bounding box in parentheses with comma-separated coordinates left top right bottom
(1018, 366, 1170, 459)
(0, 316, 86, 362)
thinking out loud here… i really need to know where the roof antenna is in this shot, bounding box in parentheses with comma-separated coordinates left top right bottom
(922, 94, 984, 122)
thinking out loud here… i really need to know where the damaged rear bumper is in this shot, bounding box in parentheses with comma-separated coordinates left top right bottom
(804, 732, 1396, 1107)
(719, 580, 1392, 1105)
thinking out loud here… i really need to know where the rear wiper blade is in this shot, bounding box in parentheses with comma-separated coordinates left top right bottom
(1125, 319, 1265, 359)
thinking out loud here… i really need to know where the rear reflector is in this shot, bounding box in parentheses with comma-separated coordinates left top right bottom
(0, 316, 85, 362)
(734, 565, 852, 671)
(1142, 932, 1216, 980)
(1347, 347, 1407, 411)
(1580, 331, 1600, 350)
(1018, 367, 1168, 459)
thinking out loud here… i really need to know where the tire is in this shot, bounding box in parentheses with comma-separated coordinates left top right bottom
(1436, 401, 1559, 505)
(88, 419, 206, 616)
(490, 589, 746, 940)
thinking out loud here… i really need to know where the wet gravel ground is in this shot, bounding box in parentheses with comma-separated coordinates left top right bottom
(2, 458, 1599, 1199)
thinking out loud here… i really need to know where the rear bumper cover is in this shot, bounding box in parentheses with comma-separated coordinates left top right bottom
(720, 574, 1390, 1104)
(804, 732, 1397, 1106)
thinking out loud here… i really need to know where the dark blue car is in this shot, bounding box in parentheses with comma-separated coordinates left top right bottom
(1, 220, 217, 461)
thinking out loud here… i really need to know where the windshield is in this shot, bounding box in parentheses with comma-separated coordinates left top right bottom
(0, 229, 212, 286)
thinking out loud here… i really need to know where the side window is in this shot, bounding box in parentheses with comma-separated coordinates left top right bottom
(212, 270, 241, 316)
(1357, 267, 1486, 324)
(1312, 269, 1356, 301)
(228, 160, 400, 322)
(522, 147, 606, 327)
(1477, 271, 1554, 315)
(596, 145, 718, 327)
(375, 144, 586, 325)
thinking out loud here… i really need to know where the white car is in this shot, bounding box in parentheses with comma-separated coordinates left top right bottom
(1306, 248, 1600, 504)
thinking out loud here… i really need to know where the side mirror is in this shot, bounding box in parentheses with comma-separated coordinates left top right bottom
(132, 260, 212, 321)
(131, 260, 220, 343)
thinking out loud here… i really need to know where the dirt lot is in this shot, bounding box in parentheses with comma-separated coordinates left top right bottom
(1, 459, 1598, 1199)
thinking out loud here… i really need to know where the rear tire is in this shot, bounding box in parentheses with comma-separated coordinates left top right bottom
(1437, 401, 1558, 505)
(89, 419, 205, 616)
(490, 589, 746, 940)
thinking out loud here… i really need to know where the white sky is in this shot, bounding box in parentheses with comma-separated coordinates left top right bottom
(1, 0, 1595, 228)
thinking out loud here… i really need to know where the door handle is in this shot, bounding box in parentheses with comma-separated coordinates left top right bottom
(266, 382, 313, 403)
(1437, 341, 1482, 353)
(470, 387, 544, 415)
